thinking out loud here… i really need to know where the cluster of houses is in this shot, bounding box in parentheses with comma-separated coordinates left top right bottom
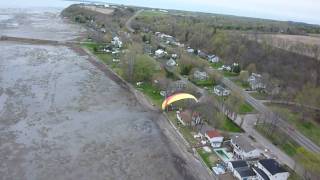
(154, 31, 221, 68)
(175, 109, 289, 180)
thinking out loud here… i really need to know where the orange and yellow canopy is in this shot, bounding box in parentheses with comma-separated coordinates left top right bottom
(162, 93, 198, 110)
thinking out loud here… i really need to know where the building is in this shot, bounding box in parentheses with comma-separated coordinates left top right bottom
(208, 55, 220, 63)
(198, 50, 208, 59)
(193, 70, 209, 81)
(254, 159, 289, 180)
(176, 110, 201, 126)
(214, 85, 231, 96)
(155, 49, 167, 58)
(205, 130, 224, 148)
(111, 36, 123, 48)
(166, 58, 176, 67)
(187, 47, 194, 53)
(248, 73, 266, 90)
(231, 135, 261, 160)
(228, 160, 257, 180)
(218, 65, 232, 71)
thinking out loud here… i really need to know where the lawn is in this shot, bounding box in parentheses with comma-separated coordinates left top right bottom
(266, 103, 320, 147)
(197, 149, 218, 168)
(249, 91, 269, 100)
(191, 79, 215, 87)
(166, 112, 198, 145)
(210, 62, 223, 69)
(223, 71, 239, 77)
(140, 10, 168, 17)
(256, 124, 300, 157)
(136, 83, 164, 107)
(82, 42, 119, 69)
(221, 117, 243, 133)
(233, 79, 250, 90)
(238, 103, 255, 114)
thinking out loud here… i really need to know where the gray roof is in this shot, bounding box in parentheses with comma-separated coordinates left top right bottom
(236, 167, 256, 177)
(253, 167, 270, 180)
(231, 135, 256, 152)
(259, 159, 287, 175)
(230, 160, 248, 168)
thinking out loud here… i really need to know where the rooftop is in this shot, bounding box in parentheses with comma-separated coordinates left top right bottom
(206, 130, 222, 139)
(236, 167, 256, 178)
(253, 167, 270, 180)
(230, 160, 248, 168)
(231, 135, 256, 152)
(259, 159, 287, 175)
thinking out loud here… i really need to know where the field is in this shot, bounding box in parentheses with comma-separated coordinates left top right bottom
(249, 33, 320, 60)
(84, 6, 114, 15)
(266, 103, 320, 147)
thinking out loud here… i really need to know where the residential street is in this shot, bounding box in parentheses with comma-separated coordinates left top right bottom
(220, 76, 320, 153)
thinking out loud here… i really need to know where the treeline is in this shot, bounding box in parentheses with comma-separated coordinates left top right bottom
(61, 4, 135, 39)
(133, 14, 320, 98)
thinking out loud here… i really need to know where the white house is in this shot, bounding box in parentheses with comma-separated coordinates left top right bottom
(187, 47, 194, 53)
(228, 160, 257, 180)
(214, 85, 231, 96)
(205, 130, 224, 148)
(193, 70, 208, 81)
(248, 73, 266, 90)
(111, 36, 123, 48)
(254, 159, 289, 180)
(208, 55, 220, 63)
(218, 65, 232, 71)
(231, 135, 262, 160)
(155, 49, 166, 58)
(166, 58, 176, 67)
(176, 110, 201, 126)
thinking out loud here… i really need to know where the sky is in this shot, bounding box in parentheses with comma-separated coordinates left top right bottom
(0, 0, 319, 25)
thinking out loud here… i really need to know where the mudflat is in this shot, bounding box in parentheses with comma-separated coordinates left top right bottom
(0, 9, 210, 180)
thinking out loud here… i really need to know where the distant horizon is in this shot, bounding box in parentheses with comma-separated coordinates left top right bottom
(0, 0, 319, 25)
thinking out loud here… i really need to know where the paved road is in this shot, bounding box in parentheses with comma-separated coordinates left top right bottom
(220, 76, 320, 153)
(125, 9, 144, 33)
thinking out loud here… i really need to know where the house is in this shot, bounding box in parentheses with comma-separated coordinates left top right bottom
(231, 135, 261, 160)
(254, 159, 289, 180)
(208, 55, 220, 63)
(166, 80, 187, 95)
(166, 58, 176, 67)
(171, 54, 178, 59)
(198, 50, 208, 59)
(248, 73, 266, 90)
(176, 110, 201, 126)
(214, 85, 231, 96)
(111, 36, 123, 48)
(187, 47, 194, 53)
(155, 49, 167, 58)
(228, 160, 257, 180)
(193, 70, 209, 81)
(205, 130, 224, 148)
(218, 65, 232, 71)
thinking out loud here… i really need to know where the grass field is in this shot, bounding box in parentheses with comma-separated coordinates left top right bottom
(256, 124, 300, 157)
(238, 103, 255, 114)
(223, 71, 239, 77)
(140, 10, 168, 17)
(249, 91, 269, 100)
(221, 117, 243, 133)
(233, 79, 250, 89)
(266, 103, 320, 147)
(210, 62, 223, 69)
(197, 149, 218, 168)
(136, 83, 163, 107)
